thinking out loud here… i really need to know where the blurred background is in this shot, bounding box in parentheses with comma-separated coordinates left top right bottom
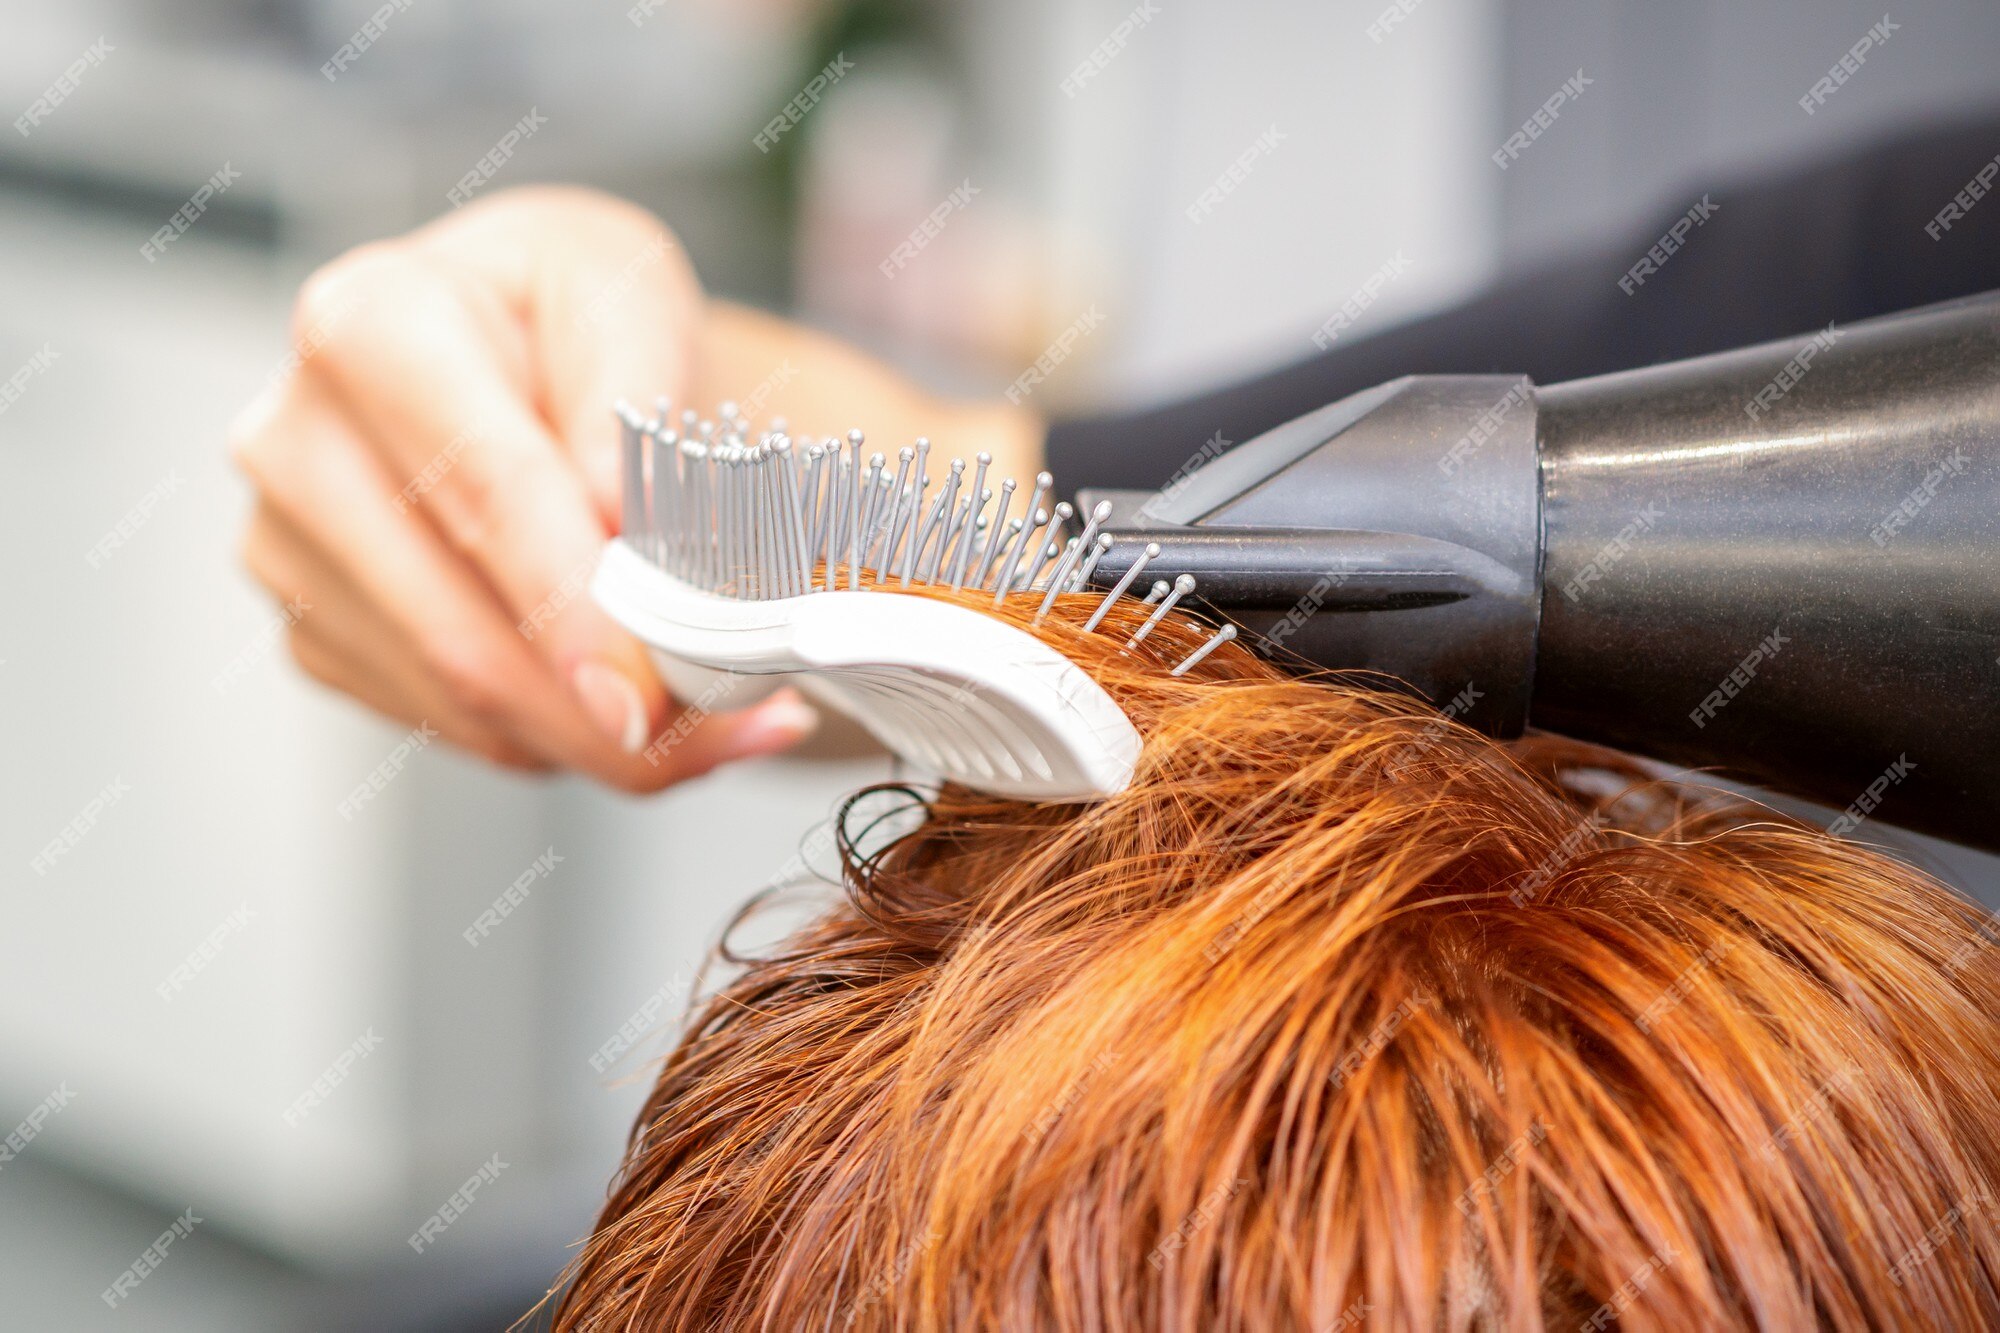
(1, 0, 1996, 1327)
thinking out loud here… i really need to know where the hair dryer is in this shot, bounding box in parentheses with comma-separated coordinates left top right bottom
(1081, 292, 1999, 851)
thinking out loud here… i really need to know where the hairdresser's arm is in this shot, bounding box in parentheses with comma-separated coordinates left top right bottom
(229, 186, 1042, 792)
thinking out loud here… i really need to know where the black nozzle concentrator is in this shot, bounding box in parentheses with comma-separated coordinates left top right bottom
(1080, 291, 2000, 852)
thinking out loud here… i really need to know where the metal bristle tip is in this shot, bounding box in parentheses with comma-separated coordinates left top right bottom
(1170, 623, 1237, 676)
(611, 401, 1239, 670)
(1085, 542, 1158, 633)
(1129, 574, 1197, 648)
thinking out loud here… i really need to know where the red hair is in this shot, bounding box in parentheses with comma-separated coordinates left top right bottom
(553, 587, 2000, 1330)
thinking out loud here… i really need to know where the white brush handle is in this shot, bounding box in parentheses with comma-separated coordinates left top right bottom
(591, 540, 1140, 801)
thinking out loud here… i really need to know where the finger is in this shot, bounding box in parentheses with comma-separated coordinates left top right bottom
(292, 242, 671, 756)
(627, 686, 823, 787)
(410, 187, 703, 522)
(240, 504, 548, 771)
(236, 369, 643, 772)
(235, 372, 815, 790)
(289, 623, 550, 773)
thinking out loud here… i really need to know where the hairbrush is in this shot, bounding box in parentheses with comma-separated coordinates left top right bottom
(590, 401, 1236, 801)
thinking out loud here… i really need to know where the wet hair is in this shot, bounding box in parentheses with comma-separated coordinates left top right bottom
(553, 587, 2000, 1330)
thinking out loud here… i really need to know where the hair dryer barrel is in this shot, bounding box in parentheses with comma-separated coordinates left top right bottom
(1083, 292, 2000, 851)
(1533, 292, 2000, 849)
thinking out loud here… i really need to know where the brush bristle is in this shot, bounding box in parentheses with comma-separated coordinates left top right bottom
(614, 400, 1235, 674)
(616, 401, 1093, 602)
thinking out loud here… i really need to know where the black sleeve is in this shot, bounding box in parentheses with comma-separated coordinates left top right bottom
(1046, 111, 2000, 494)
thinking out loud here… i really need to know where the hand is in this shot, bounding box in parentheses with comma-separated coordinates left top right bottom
(229, 186, 1046, 792)
(228, 186, 818, 791)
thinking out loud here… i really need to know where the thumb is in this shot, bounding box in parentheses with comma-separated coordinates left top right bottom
(533, 212, 702, 526)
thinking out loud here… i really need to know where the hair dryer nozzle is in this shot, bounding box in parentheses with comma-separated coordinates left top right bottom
(1081, 374, 1543, 737)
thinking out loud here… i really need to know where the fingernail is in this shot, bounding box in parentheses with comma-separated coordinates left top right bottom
(573, 660, 649, 753)
(737, 692, 820, 751)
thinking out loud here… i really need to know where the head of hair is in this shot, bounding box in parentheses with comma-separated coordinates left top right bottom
(554, 585, 2000, 1330)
